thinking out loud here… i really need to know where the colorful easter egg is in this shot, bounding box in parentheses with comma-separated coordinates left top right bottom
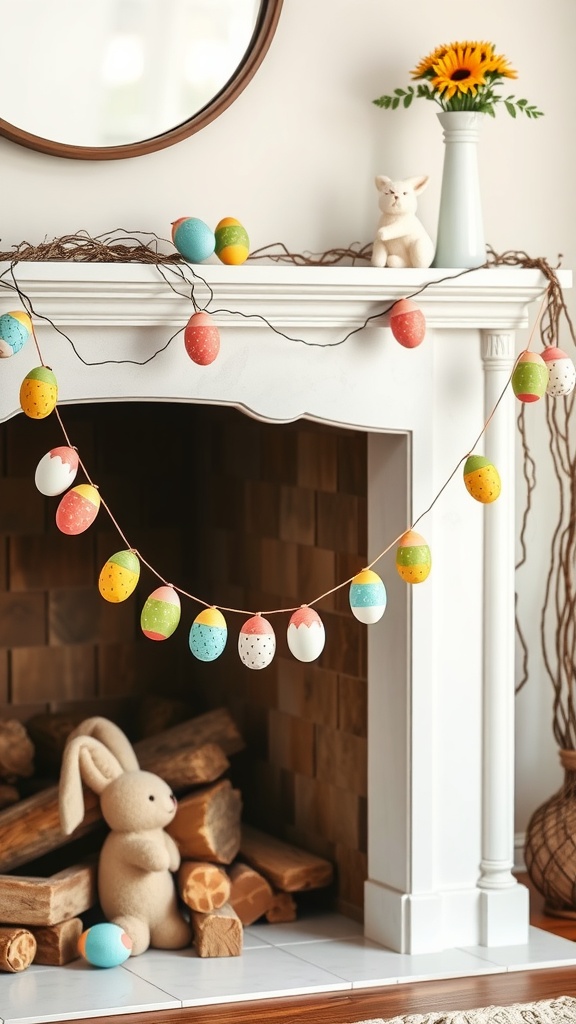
(189, 606, 228, 662)
(184, 311, 221, 365)
(141, 585, 181, 640)
(542, 346, 576, 397)
(20, 365, 58, 419)
(463, 454, 501, 504)
(34, 446, 79, 496)
(389, 299, 426, 348)
(214, 217, 250, 265)
(56, 483, 100, 535)
(238, 614, 276, 669)
(396, 530, 431, 584)
(511, 350, 548, 402)
(287, 606, 325, 662)
(78, 923, 132, 968)
(349, 569, 387, 624)
(98, 550, 141, 603)
(0, 310, 32, 358)
(171, 217, 215, 263)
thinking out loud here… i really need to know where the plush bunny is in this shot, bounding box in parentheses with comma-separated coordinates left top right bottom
(58, 716, 191, 957)
(371, 175, 435, 269)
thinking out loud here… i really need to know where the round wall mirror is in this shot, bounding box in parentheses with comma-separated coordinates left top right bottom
(0, 0, 283, 160)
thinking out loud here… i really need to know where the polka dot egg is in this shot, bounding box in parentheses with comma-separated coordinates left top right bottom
(20, 366, 58, 419)
(56, 484, 101, 535)
(238, 614, 276, 669)
(189, 607, 228, 662)
(0, 310, 32, 358)
(214, 217, 250, 265)
(395, 530, 431, 584)
(349, 569, 387, 623)
(35, 446, 79, 496)
(141, 585, 181, 641)
(389, 299, 426, 348)
(184, 311, 220, 365)
(542, 346, 576, 397)
(463, 454, 501, 504)
(511, 350, 549, 402)
(286, 606, 325, 662)
(78, 923, 132, 968)
(98, 550, 141, 603)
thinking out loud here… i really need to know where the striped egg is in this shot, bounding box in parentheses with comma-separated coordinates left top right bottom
(463, 454, 501, 504)
(396, 530, 431, 584)
(0, 310, 32, 358)
(98, 550, 141, 603)
(238, 614, 276, 669)
(214, 217, 250, 265)
(78, 923, 132, 968)
(189, 607, 228, 662)
(349, 569, 387, 623)
(184, 311, 220, 365)
(20, 366, 58, 419)
(56, 484, 100, 535)
(542, 347, 576, 397)
(35, 446, 79, 496)
(141, 585, 181, 640)
(171, 217, 215, 263)
(511, 350, 548, 402)
(389, 299, 426, 348)
(287, 606, 325, 662)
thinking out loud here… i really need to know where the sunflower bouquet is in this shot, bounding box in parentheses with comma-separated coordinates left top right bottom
(373, 41, 543, 118)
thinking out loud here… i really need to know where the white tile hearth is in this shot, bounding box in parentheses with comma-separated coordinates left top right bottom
(2, 915, 576, 1024)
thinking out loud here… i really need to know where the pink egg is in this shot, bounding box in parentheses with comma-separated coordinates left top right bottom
(56, 484, 100, 535)
(389, 299, 426, 348)
(35, 446, 79, 496)
(287, 607, 325, 662)
(184, 311, 221, 365)
(238, 614, 276, 669)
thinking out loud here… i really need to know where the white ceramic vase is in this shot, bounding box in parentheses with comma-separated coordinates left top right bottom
(432, 110, 487, 269)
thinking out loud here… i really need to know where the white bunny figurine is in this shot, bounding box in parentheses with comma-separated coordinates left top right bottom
(371, 175, 435, 269)
(58, 716, 191, 957)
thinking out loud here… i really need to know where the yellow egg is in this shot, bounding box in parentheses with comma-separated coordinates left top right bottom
(214, 217, 249, 265)
(20, 366, 58, 419)
(99, 550, 141, 603)
(463, 455, 501, 504)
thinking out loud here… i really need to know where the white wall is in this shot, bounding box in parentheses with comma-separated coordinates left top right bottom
(1, 0, 573, 839)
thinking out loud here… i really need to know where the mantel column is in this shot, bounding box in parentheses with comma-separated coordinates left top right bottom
(478, 329, 529, 945)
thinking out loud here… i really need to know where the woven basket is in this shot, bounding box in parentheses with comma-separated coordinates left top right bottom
(524, 748, 576, 916)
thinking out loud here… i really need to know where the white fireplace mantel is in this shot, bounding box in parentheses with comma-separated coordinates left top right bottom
(0, 261, 571, 958)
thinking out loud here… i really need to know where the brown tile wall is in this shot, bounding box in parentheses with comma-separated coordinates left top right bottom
(0, 402, 368, 916)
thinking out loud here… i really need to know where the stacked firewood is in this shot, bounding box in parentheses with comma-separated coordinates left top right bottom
(0, 706, 333, 969)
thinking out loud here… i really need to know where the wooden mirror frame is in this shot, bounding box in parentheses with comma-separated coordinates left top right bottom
(0, 0, 283, 161)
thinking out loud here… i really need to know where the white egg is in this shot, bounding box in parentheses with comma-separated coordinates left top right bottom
(286, 607, 325, 662)
(35, 446, 79, 496)
(238, 614, 276, 670)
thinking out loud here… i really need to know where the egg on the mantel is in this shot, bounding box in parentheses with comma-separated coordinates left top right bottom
(34, 446, 79, 496)
(287, 606, 326, 662)
(55, 483, 101, 535)
(238, 614, 276, 669)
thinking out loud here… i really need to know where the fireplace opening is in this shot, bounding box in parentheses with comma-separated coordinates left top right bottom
(0, 400, 381, 921)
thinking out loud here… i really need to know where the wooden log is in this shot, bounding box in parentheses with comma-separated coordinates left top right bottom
(0, 707, 244, 873)
(190, 903, 243, 957)
(0, 719, 34, 782)
(239, 825, 334, 892)
(0, 784, 20, 810)
(31, 917, 82, 965)
(0, 926, 36, 972)
(265, 891, 298, 923)
(167, 779, 242, 864)
(228, 862, 275, 926)
(149, 743, 230, 792)
(0, 862, 97, 926)
(178, 861, 231, 913)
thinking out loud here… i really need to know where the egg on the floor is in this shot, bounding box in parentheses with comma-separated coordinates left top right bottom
(238, 614, 276, 669)
(189, 607, 228, 661)
(349, 569, 387, 623)
(56, 483, 101, 535)
(98, 550, 141, 603)
(287, 606, 325, 662)
(542, 346, 576, 397)
(141, 585, 181, 640)
(0, 310, 32, 357)
(20, 366, 58, 418)
(78, 923, 132, 968)
(34, 446, 79, 496)
(396, 529, 431, 583)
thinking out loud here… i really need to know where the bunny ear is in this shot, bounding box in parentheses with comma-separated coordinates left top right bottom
(66, 716, 139, 772)
(59, 735, 124, 835)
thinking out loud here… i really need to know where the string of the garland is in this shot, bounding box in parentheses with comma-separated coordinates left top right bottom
(0, 234, 569, 703)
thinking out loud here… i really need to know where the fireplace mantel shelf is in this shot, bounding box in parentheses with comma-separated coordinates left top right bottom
(0, 261, 570, 426)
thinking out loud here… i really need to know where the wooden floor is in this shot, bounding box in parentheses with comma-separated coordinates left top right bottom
(60, 877, 576, 1024)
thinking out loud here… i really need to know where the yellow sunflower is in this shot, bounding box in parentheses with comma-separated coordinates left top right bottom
(430, 45, 490, 100)
(411, 40, 495, 78)
(486, 52, 518, 79)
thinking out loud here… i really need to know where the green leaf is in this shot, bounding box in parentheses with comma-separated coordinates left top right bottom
(394, 88, 406, 96)
(392, 96, 400, 109)
(403, 93, 413, 108)
(516, 98, 528, 108)
(505, 101, 517, 118)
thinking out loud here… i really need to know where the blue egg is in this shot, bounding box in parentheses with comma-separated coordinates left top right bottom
(171, 217, 215, 263)
(79, 922, 132, 968)
(189, 608, 227, 662)
(349, 569, 387, 624)
(0, 312, 31, 358)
